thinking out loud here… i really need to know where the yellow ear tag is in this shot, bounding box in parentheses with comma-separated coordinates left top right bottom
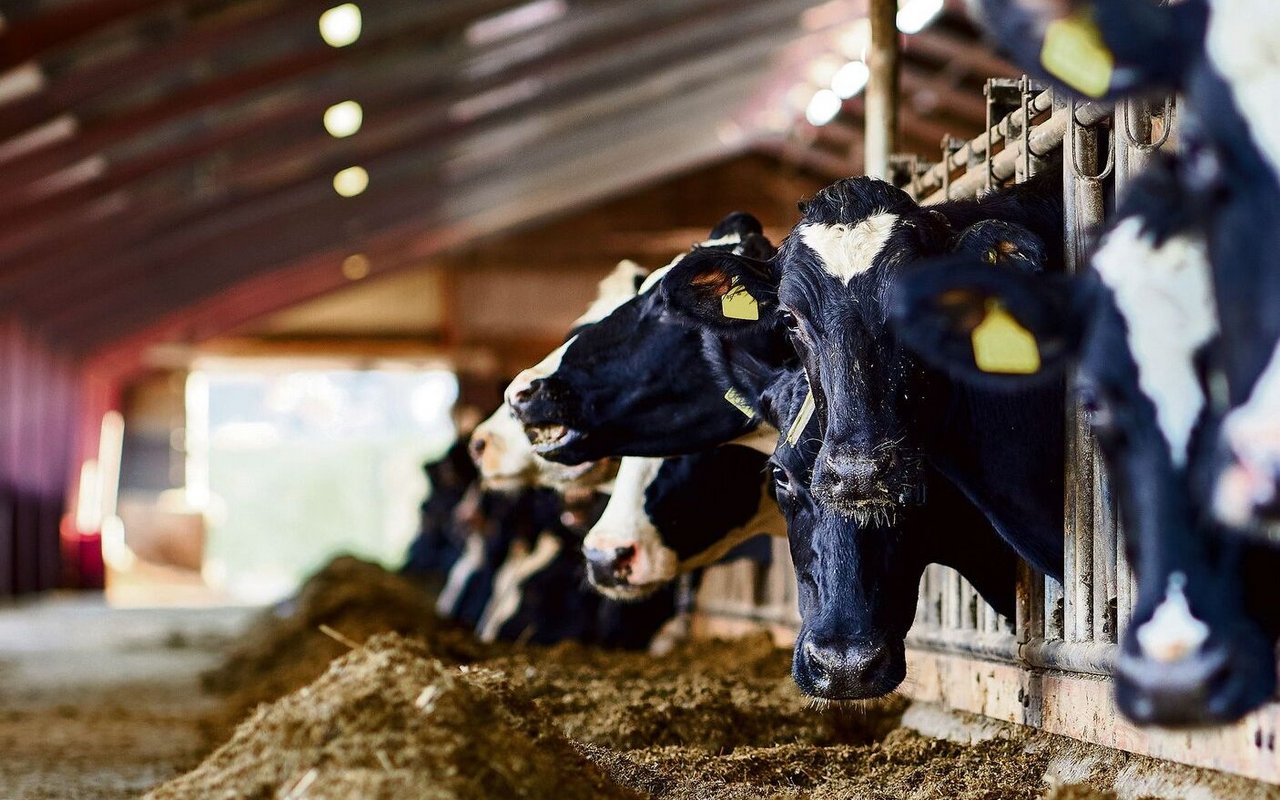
(785, 389, 816, 446)
(1040, 10, 1114, 99)
(724, 387, 755, 418)
(972, 300, 1041, 374)
(721, 278, 759, 321)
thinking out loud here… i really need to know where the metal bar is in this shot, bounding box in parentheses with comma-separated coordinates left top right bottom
(1021, 638, 1116, 676)
(906, 628, 1020, 663)
(864, 0, 899, 179)
(917, 98, 1112, 204)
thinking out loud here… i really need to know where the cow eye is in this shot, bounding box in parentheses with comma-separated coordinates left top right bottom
(771, 464, 793, 497)
(778, 309, 799, 331)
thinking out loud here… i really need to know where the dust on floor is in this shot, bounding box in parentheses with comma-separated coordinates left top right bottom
(0, 598, 253, 800)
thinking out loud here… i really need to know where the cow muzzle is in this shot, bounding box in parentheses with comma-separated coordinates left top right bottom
(582, 538, 679, 600)
(811, 446, 923, 521)
(792, 630, 906, 700)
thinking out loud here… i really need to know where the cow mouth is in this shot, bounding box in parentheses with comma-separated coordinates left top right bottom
(526, 424, 586, 457)
(846, 501, 901, 528)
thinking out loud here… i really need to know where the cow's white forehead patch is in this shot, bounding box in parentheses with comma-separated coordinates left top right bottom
(1206, 0, 1280, 178)
(1092, 219, 1217, 466)
(1135, 572, 1210, 664)
(798, 212, 898, 282)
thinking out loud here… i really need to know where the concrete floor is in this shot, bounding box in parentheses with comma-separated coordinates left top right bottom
(0, 597, 255, 800)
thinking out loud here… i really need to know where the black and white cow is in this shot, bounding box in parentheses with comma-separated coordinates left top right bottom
(665, 175, 1067, 580)
(437, 484, 678, 649)
(402, 437, 477, 582)
(507, 212, 789, 463)
(582, 445, 784, 600)
(469, 259, 648, 492)
(969, 0, 1280, 538)
(890, 154, 1280, 724)
(760, 368, 1019, 699)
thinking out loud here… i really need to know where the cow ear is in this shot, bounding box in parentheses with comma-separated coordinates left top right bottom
(708, 211, 764, 241)
(888, 257, 1085, 388)
(660, 248, 779, 331)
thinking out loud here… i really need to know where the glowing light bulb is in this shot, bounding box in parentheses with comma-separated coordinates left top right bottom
(323, 100, 363, 138)
(832, 61, 870, 99)
(897, 0, 944, 34)
(805, 89, 842, 127)
(319, 4, 362, 47)
(333, 166, 369, 197)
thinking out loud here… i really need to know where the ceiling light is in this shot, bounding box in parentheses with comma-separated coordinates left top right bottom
(805, 90, 843, 127)
(319, 4, 362, 48)
(897, 0, 944, 34)
(333, 166, 369, 197)
(323, 100, 363, 137)
(832, 60, 870, 99)
(342, 253, 371, 280)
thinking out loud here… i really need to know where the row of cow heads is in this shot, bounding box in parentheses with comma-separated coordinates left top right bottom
(891, 153, 1280, 725)
(494, 204, 1033, 703)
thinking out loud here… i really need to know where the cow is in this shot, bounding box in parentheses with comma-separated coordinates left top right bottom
(582, 445, 784, 600)
(761, 368, 1019, 699)
(889, 153, 1280, 725)
(402, 437, 477, 583)
(469, 259, 648, 492)
(506, 211, 790, 463)
(437, 484, 679, 649)
(966, 0, 1280, 537)
(662, 175, 1067, 581)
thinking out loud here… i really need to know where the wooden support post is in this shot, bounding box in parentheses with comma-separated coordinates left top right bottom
(864, 0, 899, 179)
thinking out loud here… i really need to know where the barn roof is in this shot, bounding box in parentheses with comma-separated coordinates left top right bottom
(0, 0, 1014, 368)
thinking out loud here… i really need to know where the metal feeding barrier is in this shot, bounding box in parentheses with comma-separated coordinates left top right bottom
(693, 82, 1280, 783)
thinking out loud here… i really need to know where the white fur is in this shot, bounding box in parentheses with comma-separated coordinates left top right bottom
(472, 403, 616, 490)
(476, 531, 563, 643)
(435, 534, 485, 617)
(572, 259, 648, 328)
(584, 457, 678, 595)
(1092, 219, 1217, 465)
(1135, 572, 1210, 663)
(1205, 0, 1280, 179)
(1217, 341, 1280, 521)
(798, 213, 899, 282)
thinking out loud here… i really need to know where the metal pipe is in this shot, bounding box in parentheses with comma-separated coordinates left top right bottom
(907, 89, 1055, 199)
(864, 0, 899, 179)
(918, 98, 1112, 204)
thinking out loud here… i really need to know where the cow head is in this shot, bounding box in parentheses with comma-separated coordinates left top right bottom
(469, 403, 619, 491)
(889, 159, 1277, 724)
(506, 212, 787, 462)
(582, 446, 781, 600)
(761, 369, 1018, 700)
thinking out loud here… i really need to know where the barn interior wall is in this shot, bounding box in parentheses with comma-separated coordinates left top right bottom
(0, 316, 84, 597)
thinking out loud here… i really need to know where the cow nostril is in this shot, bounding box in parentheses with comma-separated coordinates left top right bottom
(469, 436, 486, 459)
(613, 545, 636, 567)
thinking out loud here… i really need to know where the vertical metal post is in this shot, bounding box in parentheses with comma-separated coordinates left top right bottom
(865, 0, 899, 179)
(1062, 92, 1110, 644)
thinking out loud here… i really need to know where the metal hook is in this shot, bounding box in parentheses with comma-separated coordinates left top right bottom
(1069, 98, 1115, 182)
(1122, 96, 1174, 151)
